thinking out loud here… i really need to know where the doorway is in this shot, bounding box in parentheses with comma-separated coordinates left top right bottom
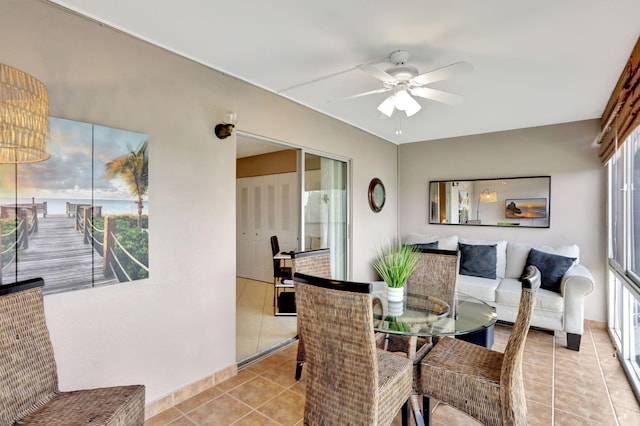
(235, 133, 350, 363)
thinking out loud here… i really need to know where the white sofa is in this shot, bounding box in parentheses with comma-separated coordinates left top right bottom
(405, 234, 594, 350)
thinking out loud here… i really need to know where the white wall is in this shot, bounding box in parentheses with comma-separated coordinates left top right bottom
(398, 120, 607, 322)
(1, 0, 398, 403)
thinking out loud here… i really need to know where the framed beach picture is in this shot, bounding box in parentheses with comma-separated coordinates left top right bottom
(505, 198, 547, 219)
(0, 117, 149, 294)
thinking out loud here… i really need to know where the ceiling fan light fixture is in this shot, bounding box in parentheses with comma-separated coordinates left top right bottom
(394, 88, 421, 117)
(377, 95, 396, 117)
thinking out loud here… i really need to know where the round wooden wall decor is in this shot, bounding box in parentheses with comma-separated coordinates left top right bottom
(368, 178, 386, 213)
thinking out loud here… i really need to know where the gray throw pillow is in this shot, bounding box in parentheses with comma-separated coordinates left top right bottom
(520, 248, 576, 293)
(411, 241, 438, 250)
(459, 243, 497, 279)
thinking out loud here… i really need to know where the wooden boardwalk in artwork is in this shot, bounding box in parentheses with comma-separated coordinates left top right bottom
(4, 215, 118, 294)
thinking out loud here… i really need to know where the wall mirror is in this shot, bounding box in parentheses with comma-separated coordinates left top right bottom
(429, 176, 550, 228)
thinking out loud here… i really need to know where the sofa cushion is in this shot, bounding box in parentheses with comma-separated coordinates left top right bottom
(496, 278, 564, 313)
(459, 243, 497, 279)
(456, 274, 500, 302)
(521, 248, 576, 293)
(459, 238, 507, 278)
(405, 234, 458, 250)
(506, 242, 579, 278)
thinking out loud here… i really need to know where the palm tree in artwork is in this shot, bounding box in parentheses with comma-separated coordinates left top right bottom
(105, 140, 148, 227)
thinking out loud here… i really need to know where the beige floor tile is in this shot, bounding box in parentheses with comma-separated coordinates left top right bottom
(554, 388, 617, 425)
(227, 376, 286, 408)
(167, 417, 197, 425)
(230, 411, 281, 425)
(522, 359, 554, 385)
(431, 402, 481, 425)
(185, 394, 252, 426)
(144, 407, 183, 426)
(524, 377, 553, 406)
(617, 406, 640, 425)
(554, 408, 606, 426)
(175, 387, 223, 414)
(215, 368, 257, 392)
(257, 389, 305, 425)
(609, 386, 640, 413)
(526, 400, 553, 426)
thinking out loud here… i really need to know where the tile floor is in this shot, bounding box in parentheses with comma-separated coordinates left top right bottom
(147, 318, 640, 425)
(236, 278, 297, 362)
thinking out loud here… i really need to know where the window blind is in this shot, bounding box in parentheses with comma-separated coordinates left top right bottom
(598, 36, 640, 164)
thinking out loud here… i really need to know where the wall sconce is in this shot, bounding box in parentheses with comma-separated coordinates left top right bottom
(214, 112, 238, 139)
(0, 64, 50, 163)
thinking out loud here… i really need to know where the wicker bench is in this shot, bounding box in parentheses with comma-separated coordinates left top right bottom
(0, 278, 145, 426)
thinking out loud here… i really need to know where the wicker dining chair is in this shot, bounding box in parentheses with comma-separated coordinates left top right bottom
(294, 272, 414, 426)
(378, 248, 459, 369)
(419, 265, 542, 426)
(0, 278, 145, 426)
(290, 248, 332, 380)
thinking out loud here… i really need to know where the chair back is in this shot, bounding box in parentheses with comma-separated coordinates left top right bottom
(500, 265, 541, 424)
(270, 235, 280, 256)
(0, 278, 59, 425)
(291, 248, 331, 278)
(270, 235, 290, 279)
(293, 272, 380, 424)
(406, 248, 459, 309)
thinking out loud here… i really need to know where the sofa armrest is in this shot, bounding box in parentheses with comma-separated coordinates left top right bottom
(560, 264, 594, 335)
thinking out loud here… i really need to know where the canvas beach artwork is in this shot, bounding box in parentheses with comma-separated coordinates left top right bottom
(0, 117, 149, 294)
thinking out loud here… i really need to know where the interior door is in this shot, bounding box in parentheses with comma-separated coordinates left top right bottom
(236, 172, 297, 282)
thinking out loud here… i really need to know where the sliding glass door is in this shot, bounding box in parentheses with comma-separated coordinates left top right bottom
(302, 153, 348, 279)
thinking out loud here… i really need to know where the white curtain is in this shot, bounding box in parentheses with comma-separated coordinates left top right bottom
(320, 157, 346, 279)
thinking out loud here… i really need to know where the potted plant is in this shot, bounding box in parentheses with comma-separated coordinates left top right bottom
(372, 242, 420, 304)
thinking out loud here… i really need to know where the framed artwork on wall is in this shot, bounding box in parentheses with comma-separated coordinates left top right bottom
(0, 117, 149, 294)
(505, 198, 547, 219)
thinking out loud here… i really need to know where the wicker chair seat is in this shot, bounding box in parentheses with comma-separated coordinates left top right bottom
(15, 385, 145, 426)
(419, 337, 503, 423)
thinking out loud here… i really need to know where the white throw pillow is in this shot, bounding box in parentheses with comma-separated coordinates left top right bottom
(459, 238, 507, 278)
(505, 242, 580, 279)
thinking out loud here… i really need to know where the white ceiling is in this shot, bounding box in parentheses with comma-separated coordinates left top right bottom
(48, 0, 640, 145)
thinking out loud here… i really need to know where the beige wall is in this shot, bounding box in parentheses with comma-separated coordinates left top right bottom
(398, 120, 607, 321)
(1, 0, 398, 403)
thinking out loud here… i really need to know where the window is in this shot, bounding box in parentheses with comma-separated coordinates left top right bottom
(607, 126, 640, 398)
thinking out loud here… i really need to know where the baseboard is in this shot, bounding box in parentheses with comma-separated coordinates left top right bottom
(144, 363, 238, 419)
(586, 319, 607, 330)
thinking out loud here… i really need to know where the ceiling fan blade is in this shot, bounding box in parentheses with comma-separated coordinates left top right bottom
(410, 87, 464, 105)
(338, 87, 390, 101)
(356, 63, 396, 83)
(410, 61, 473, 86)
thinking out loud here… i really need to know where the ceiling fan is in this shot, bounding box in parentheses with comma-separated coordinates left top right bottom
(346, 50, 473, 117)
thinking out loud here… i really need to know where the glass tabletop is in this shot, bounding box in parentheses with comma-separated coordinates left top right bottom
(372, 290, 497, 338)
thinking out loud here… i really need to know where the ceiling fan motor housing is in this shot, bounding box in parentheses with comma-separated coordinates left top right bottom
(386, 65, 419, 83)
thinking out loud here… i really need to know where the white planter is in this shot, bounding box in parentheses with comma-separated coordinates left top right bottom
(386, 285, 405, 302)
(387, 300, 404, 316)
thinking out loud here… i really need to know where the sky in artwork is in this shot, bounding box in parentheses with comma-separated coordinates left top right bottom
(0, 117, 148, 201)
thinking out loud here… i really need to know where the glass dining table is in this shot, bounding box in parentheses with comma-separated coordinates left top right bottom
(372, 287, 498, 349)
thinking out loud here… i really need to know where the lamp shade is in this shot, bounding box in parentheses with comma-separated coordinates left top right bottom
(0, 64, 50, 163)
